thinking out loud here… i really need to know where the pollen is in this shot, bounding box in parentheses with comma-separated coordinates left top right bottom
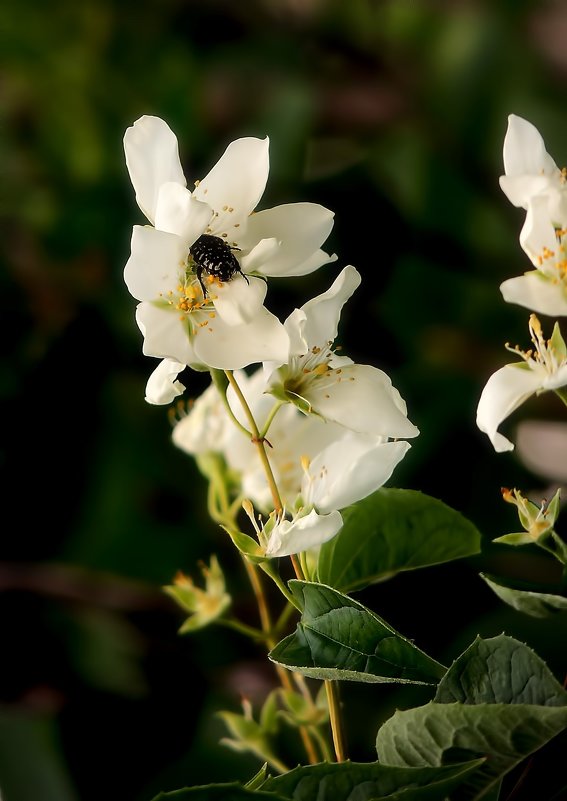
(313, 363, 330, 375)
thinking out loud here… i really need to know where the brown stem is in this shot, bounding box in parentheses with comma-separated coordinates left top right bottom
(242, 557, 319, 765)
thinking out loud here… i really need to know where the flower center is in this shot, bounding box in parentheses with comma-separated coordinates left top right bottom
(286, 343, 335, 394)
(156, 260, 220, 332)
(506, 314, 566, 375)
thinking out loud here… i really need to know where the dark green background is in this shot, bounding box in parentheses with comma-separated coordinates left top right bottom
(2, 1, 567, 799)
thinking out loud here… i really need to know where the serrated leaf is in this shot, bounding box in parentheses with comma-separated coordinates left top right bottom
(263, 759, 484, 800)
(434, 634, 567, 706)
(317, 489, 481, 593)
(376, 702, 567, 800)
(150, 785, 288, 800)
(480, 573, 567, 618)
(268, 581, 446, 684)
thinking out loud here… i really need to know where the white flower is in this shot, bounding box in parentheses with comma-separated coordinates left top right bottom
(145, 358, 186, 405)
(264, 264, 420, 440)
(263, 508, 344, 559)
(499, 114, 567, 227)
(500, 195, 567, 316)
(172, 365, 413, 557)
(123, 116, 336, 370)
(261, 432, 412, 557)
(170, 373, 249, 456)
(476, 315, 567, 452)
(516, 419, 567, 484)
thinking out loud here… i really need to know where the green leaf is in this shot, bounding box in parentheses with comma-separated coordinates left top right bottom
(491, 532, 535, 546)
(243, 763, 269, 791)
(434, 634, 567, 706)
(317, 488, 481, 593)
(480, 573, 567, 618)
(222, 526, 267, 563)
(268, 581, 446, 684)
(150, 785, 288, 800)
(263, 759, 484, 800)
(376, 702, 567, 800)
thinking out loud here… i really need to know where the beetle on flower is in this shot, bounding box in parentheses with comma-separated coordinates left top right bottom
(123, 115, 336, 378)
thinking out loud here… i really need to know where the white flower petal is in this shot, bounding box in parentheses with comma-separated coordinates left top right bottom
(192, 306, 290, 369)
(519, 196, 558, 264)
(172, 382, 231, 455)
(193, 137, 270, 232)
(503, 115, 558, 178)
(124, 116, 186, 224)
(500, 273, 567, 317)
(543, 363, 567, 391)
(516, 420, 567, 482)
(265, 509, 343, 558)
(213, 275, 267, 326)
(136, 302, 197, 365)
(239, 238, 280, 274)
(145, 358, 186, 405)
(124, 225, 186, 301)
(306, 363, 419, 439)
(305, 435, 411, 514)
(287, 248, 338, 278)
(476, 363, 546, 452)
(499, 174, 552, 210)
(155, 182, 213, 242)
(293, 265, 361, 349)
(238, 203, 335, 277)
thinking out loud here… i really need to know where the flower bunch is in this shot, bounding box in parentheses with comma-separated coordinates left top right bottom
(123, 115, 418, 560)
(122, 115, 567, 799)
(476, 114, 567, 598)
(477, 115, 567, 452)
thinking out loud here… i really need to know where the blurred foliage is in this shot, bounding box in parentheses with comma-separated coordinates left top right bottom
(2, 0, 567, 799)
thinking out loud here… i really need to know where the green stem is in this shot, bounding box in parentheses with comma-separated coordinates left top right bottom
(555, 387, 567, 408)
(260, 562, 301, 609)
(273, 601, 297, 638)
(325, 680, 347, 762)
(215, 372, 254, 439)
(243, 557, 319, 766)
(310, 724, 334, 763)
(216, 617, 266, 641)
(288, 546, 347, 764)
(225, 370, 321, 766)
(224, 370, 284, 515)
(259, 399, 285, 439)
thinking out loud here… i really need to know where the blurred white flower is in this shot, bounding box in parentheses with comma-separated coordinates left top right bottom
(500, 195, 567, 316)
(476, 315, 567, 452)
(499, 114, 567, 227)
(515, 419, 567, 485)
(499, 115, 567, 315)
